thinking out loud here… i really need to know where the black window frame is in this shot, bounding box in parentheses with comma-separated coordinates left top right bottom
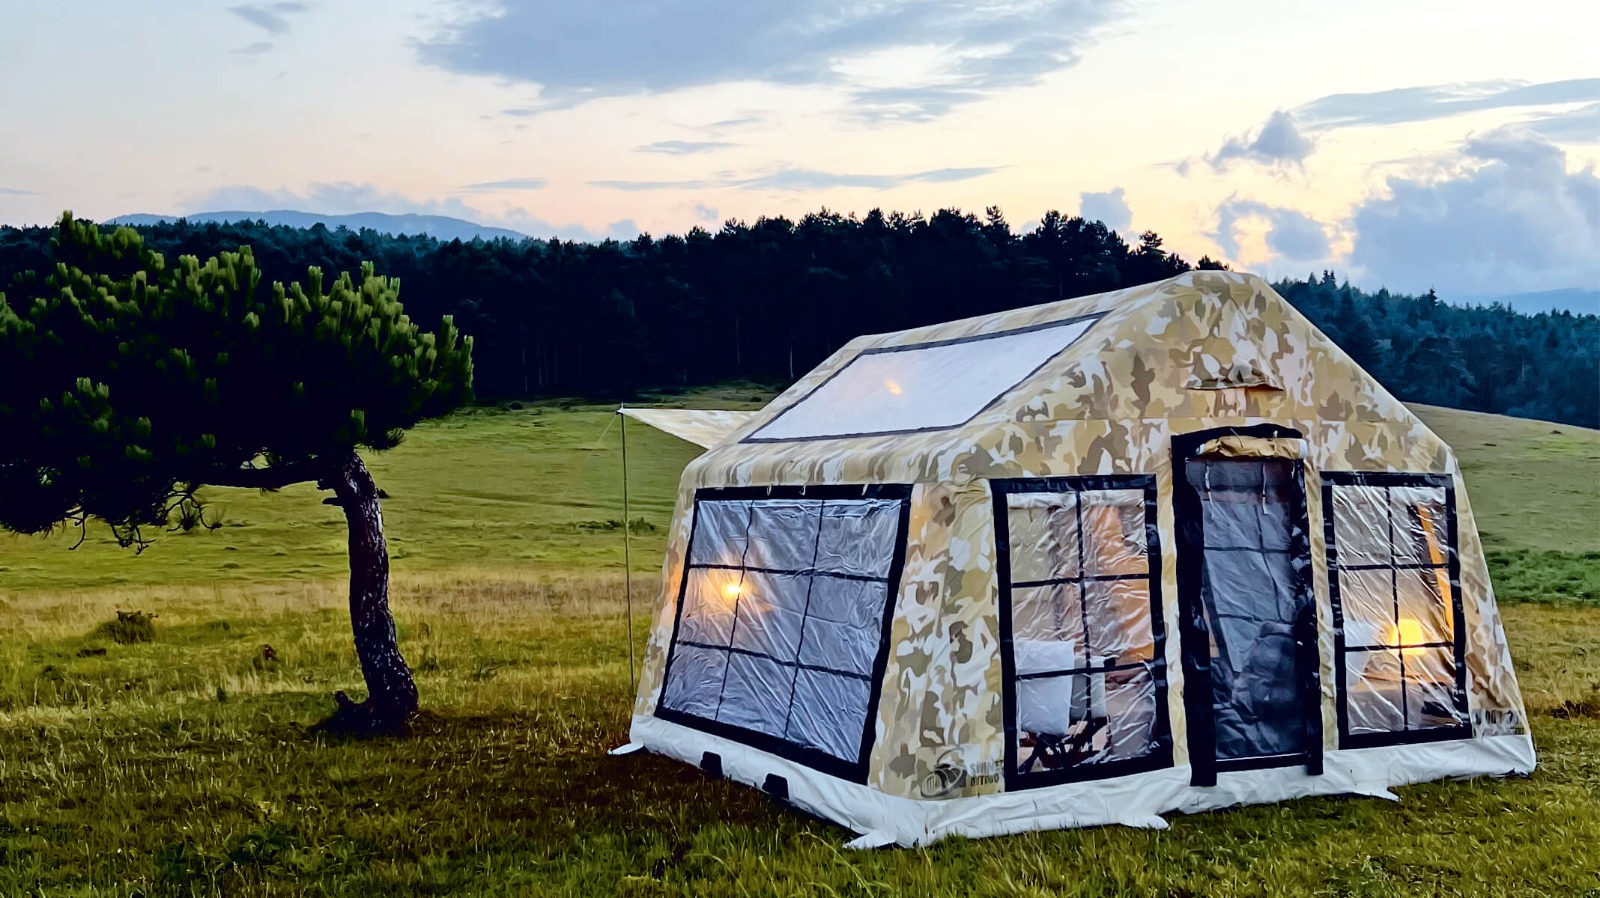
(654, 483, 913, 783)
(992, 474, 1174, 791)
(1322, 471, 1471, 749)
(741, 314, 1106, 443)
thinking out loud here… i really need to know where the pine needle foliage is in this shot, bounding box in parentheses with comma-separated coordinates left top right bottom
(0, 213, 473, 546)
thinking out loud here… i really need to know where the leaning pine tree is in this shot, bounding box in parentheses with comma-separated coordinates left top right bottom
(0, 214, 473, 731)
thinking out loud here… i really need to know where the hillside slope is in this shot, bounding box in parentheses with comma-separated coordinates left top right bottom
(0, 400, 1593, 592)
(1412, 403, 1600, 553)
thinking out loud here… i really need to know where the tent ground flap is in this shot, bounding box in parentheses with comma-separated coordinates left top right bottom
(630, 715, 1533, 847)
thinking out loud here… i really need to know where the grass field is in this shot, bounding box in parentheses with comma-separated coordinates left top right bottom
(0, 396, 1597, 896)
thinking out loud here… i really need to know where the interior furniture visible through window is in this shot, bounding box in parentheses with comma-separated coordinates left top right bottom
(992, 476, 1172, 789)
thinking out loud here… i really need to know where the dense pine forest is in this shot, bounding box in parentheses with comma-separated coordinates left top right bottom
(2, 210, 1595, 427)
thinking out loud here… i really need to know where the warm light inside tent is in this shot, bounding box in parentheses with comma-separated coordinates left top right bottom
(723, 581, 745, 600)
(884, 379, 903, 396)
(1391, 617, 1426, 656)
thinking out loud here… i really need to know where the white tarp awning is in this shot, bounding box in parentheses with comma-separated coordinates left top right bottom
(618, 408, 760, 449)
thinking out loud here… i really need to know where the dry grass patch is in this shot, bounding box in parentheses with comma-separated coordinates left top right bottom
(0, 575, 1594, 896)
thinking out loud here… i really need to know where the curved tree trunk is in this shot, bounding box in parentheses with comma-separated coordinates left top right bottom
(325, 449, 417, 729)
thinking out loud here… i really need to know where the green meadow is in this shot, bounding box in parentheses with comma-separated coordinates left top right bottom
(0, 396, 1597, 896)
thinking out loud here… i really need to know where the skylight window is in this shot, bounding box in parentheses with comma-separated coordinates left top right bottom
(746, 315, 1101, 442)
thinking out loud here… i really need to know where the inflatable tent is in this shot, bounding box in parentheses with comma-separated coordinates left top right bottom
(616, 271, 1534, 847)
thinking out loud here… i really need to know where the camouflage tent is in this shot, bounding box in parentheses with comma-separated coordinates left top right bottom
(616, 271, 1534, 846)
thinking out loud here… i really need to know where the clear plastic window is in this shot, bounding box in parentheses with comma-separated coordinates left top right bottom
(1000, 480, 1167, 785)
(658, 491, 906, 775)
(748, 317, 1099, 441)
(1326, 477, 1468, 743)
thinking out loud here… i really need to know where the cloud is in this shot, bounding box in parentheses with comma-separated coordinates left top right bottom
(1199, 110, 1314, 173)
(699, 116, 764, 133)
(417, 0, 1125, 123)
(589, 179, 719, 192)
(226, 2, 310, 53)
(590, 165, 1000, 192)
(1295, 78, 1600, 130)
(741, 166, 998, 190)
(846, 86, 985, 125)
(1211, 199, 1332, 263)
(0, 187, 36, 196)
(1346, 129, 1600, 295)
(1190, 78, 1600, 173)
(186, 181, 633, 243)
(227, 2, 310, 36)
(636, 140, 736, 155)
(1077, 186, 1130, 231)
(458, 178, 549, 192)
(499, 209, 638, 242)
(1518, 102, 1600, 144)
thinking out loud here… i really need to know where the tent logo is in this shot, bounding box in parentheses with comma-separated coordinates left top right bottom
(919, 749, 1000, 798)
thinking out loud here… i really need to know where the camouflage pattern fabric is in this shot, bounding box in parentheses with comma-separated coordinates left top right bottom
(632, 271, 1529, 801)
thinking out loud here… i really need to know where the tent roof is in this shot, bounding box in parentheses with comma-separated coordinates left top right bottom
(626, 271, 1431, 476)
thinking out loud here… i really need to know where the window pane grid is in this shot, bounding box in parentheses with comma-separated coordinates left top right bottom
(689, 563, 887, 583)
(1013, 572, 1149, 588)
(658, 489, 908, 780)
(1016, 658, 1158, 680)
(708, 500, 760, 721)
(997, 477, 1170, 789)
(691, 501, 890, 719)
(778, 504, 828, 737)
(1325, 475, 1469, 746)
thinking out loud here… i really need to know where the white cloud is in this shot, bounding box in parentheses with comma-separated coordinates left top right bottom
(1189, 78, 1600, 173)
(1198, 111, 1315, 172)
(590, 165, 1001, 192)
(1517, 102, 1600, 144)
(458, 178, 549, 193)
(226, 2, 311, 36)
(636, 140, 737, 155)
(1078, 187, 1131, 231)
(417, 0, 1126, 123)
(1296, 78, 1600, 130)
(225, 2, 312, 53)
(1346, 129, 1600, 295)
(1210, 198, 1334, 265)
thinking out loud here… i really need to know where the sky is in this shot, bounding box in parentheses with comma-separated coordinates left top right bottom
(1, 0, 1597, 298)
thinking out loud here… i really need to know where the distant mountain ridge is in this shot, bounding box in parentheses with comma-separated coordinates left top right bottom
(1452, 287, 1599, 315)
(108, 210, 528, 242)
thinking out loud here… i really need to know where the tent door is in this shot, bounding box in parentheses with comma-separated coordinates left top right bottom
(1173, 435, 1322, 787)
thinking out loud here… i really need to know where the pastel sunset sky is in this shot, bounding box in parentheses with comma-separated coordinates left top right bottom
(2, 0, 1596, 296)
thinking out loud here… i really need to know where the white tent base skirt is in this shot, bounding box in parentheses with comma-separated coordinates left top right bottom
(629, 716, 1536, 847)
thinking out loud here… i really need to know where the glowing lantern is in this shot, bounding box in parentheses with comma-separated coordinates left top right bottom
(884, 379, 903, 396)
(1391, 617, 1426, 657)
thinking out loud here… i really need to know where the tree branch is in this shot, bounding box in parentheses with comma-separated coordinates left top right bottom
(201, 457, 329, 490)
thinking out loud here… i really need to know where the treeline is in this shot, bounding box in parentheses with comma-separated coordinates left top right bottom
(1279, 273, 1598, 428)
(1, 211, 1594, 427)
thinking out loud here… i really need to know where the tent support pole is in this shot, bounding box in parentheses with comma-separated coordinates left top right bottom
(620, 408, 637, 700)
